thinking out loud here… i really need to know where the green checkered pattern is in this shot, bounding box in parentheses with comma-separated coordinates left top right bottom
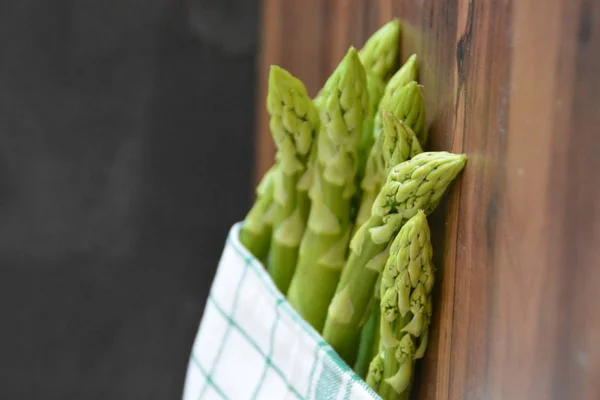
(182, 223, 380, 400)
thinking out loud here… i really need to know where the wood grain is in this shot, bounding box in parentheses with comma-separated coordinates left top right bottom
(254, 0, 600, 398)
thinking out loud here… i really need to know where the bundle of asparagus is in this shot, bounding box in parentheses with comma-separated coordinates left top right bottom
(239, 20, 467, 399)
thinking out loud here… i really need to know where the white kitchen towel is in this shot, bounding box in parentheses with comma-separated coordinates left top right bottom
(182, 222, 379, 400)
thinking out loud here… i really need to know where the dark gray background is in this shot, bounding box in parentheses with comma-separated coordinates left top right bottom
(0, 0, 258, 398)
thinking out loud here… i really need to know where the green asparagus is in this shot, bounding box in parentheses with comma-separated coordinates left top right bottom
(265, 66, 320, 294)
(293, 84, 326, 254)
(368, 210, 434, 399)
(378, 54, 419, 116)
(356, 19, 401, 182)
(375, 81, 426, 145)
(286, 47, 368, 332)
(358, 19, 401, 83)
(240, 165, 277, 262)
(322, 151, 466, 365)
(353, 113, 424, 375)
(373, 55, 427, 147)
(355, 111, 424, 236)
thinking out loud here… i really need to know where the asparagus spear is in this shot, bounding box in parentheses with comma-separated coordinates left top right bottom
(265, 66, 320, 294)
(385, 82, 426, 146)
(358, 20, 401, 83)
(368, 210, 434, 399)
(294, 78, 327, 243)
(353, 113, 423, 376)
(322, 151, 466, 365)
(239, 165, 277, 262)
(356, 20, 401, 183)
(376, 81, 425, 145)
(286, 47, 369, 331)
(355, 110, 425, 237)
(354, 55, 422, 235)
(373, 55, 427, 147)
(314, 20, 400, 104)
(378, 54, 419, 120)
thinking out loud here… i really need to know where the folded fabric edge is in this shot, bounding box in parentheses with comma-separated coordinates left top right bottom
(228, 221, 380, 399)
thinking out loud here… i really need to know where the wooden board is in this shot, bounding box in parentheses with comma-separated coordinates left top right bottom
(254, 0, 600, 398)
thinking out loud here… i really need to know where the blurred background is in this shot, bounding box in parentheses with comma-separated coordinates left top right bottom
(0, 1, 258, 398)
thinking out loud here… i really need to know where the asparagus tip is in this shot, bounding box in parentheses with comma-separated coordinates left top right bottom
(359, 20, 402, 82)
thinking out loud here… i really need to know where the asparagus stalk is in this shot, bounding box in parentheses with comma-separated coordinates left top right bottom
(322, 151, 467, 365)
(265, 66, 320, 294)
(354, 292, 380, 378)
(368, 210, 435, 399)
(355, 110, 425, 236)
(355, 253, 388, 380)
(239, 165, 277, 262)
(370, 273, 384, 359)
(286, 47, 369, 331)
